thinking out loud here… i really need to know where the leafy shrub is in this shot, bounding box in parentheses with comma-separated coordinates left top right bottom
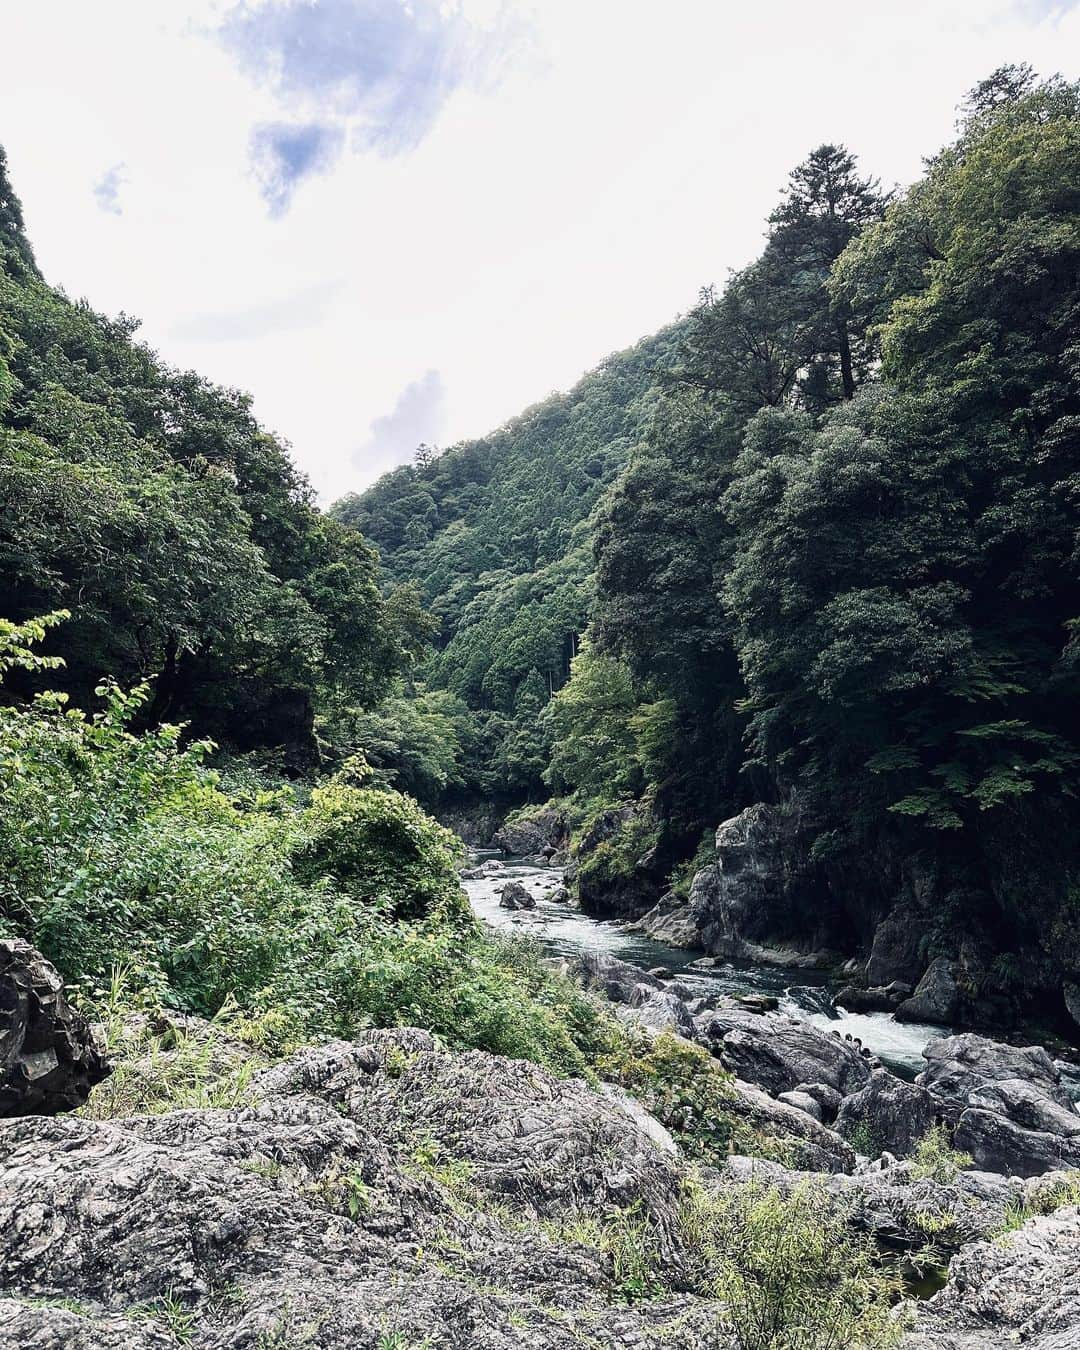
(0, 618, 624, 1075)
(679, 1177, 905, 1350)
(909, 1125, 972, 1184)
(293, 780, 465, 920)
(603, 1031, 736, 1164)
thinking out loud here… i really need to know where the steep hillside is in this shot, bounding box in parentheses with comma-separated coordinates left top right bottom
(0, 146, 426, 771)
(331, 323, 685, 803)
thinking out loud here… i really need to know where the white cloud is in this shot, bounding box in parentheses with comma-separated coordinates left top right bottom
(353, 368, 446, 481)
(92, 162, 127, 215)
(1, 0, 1077, 503)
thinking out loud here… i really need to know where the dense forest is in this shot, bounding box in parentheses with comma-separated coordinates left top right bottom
(0, 155, 430, 773)
(340, 66, 1080, 1035)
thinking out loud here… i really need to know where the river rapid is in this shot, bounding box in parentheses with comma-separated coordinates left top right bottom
(464, 853, 953, 1080)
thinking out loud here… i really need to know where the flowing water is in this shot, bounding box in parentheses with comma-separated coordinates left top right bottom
(465, 854, 951, 1079)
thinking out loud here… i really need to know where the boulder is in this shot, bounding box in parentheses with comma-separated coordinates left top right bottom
(903, 1204, 1080, 1348)
(695, 1007, 874, 1097)
(459, 857, 505, 880)
(498, 880, 536, 910)
(954, 1108, 1080, 1178)
(627, 987, 698, 1039)
(895, 956, 961, 1024)
(0, 938, 109, 1116)
(918, 1033, 1080, 1176)
(833, 1069, 938, 1158)
(866, 906, 926, 987)
(549, 886, 571, 905)
(635, 892, 702, 949)
(725, 1079, 855, 1173)
(967, 1078, 1080, 1139)
(1066, 980, 1080, 1034)
(723, 1153, 1025, 1257)
(834, 982, 911, 1014)
(777, 1090, 824, 1122)
(570, 951, 664, 1006)
(919, 1033, 1070, 1111)
(793, 1081, 844, 1124)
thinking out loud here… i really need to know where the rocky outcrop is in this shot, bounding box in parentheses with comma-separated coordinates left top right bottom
(574, 804, 665, 919)
(460, 857, 505, 880)
(688, 799, 843, 962)
(833, 1069, 938, 1158)
(494, 806, 568, 860)
(723, 1153, 1030, 1256)
(0, 938, 109, 1116)
(895, 956, 962, 1024)
(633, 891, 702, 949)
(919, 1034, 1070, 1111)
(695, 1007, 875, 1098)
(0, 1028, 722, 1350)
(727, 1078, 855, 1172)
(918, 1033, 1080, 1176)
(866, 905, 927, 987)
(498, 879, 536, 910)
(904, 1204, 1080, 1348)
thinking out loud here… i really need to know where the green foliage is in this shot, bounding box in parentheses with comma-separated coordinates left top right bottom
(994, 1171, 1080, 1236)
(0, 622, 624, 1075)
(908, 1125, 973, 1184)
(0, 169, 426, 764)
(293, 780, 464, 921)
(680, 1178, 905, 1350)
(602, 1031, 735, 1164)
(333, 326, 686, 802)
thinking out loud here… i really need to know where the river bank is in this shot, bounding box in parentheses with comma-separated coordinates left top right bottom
(464, 853, 1080, 1104)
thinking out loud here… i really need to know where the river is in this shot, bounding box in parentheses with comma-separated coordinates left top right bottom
(464, 853, 952, 1080)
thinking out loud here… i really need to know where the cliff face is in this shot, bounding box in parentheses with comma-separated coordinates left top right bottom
(682, 798, 1080, 1043)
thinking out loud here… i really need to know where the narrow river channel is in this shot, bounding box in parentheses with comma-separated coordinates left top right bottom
(464, 853, 952, 1080)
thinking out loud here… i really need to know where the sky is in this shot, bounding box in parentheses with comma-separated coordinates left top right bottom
(1, 0, 1078, 502)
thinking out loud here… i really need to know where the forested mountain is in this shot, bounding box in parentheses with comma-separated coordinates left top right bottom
(0, 146, 428, 770)
(342, 67, 1080, 1033)
(330, 322, 685, 798)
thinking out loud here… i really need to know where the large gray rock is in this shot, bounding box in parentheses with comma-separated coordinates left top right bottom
(903, 1205, 1080, 1348)
(0, 938, 109, 1116)
(493, 806, 567, 859)
(570, 951, 665, 1006)
(954, 1108, 1080, 1178)
(895, 956, 961, 1024)
(866, 906, 926, 987)
(725, 1078, 856, 1173)
(627, 986, 698, 1039)
(695, 1007, 874, 1097)
(834, 1069, 938, 1159)
(723, 1153, 1026, 1257)
(919, 1033, 1080, 1177)
(634, 892, 702, 949)
(0, 1028, 723, 1349)
(687, 797, 843, 965)
(1066, 980, 1080, 1034)
(919, 1033, 1071, 1111)
(498, 880, 536, 910)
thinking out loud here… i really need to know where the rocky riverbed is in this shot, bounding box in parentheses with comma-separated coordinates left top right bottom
(3, 925, 1080, 1348)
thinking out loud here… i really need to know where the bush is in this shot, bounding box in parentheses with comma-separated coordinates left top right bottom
(0, 615, 629, 1076)
(909, 1124, 972, 1184)
(680, 1177, 905, 1350)
(294, 780, 464, 920)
